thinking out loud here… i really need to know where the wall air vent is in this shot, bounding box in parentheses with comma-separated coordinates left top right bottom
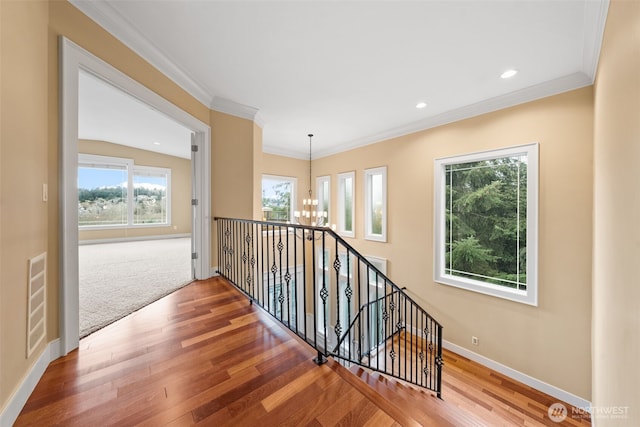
(27, 252, 47, 357)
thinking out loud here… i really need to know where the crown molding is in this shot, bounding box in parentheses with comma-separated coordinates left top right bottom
(582, 0, 610, 81)
(69, 0, 213, 108)
(262, 144, 309, 160)
(253, 112, 266, 129)
(210, 96, 260, 122)
(307, 72, 593, 160)
(70, 0, 606, 160)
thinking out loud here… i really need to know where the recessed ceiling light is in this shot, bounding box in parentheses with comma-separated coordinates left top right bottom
(153, 141, 161, 145)
(500, 69, 518, 79)
(416, 101, 427, 109)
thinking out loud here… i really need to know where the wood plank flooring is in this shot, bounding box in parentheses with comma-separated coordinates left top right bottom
(15, 277, 590, 426)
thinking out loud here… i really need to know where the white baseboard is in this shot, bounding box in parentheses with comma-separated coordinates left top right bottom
(79, 233, 191, 245)
(442, 339, 591, 410)
(210, 266, 219, 277)
(0, 339, 61, 427)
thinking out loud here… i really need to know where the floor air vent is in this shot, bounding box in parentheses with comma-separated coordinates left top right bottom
(27, 252, 47, 357)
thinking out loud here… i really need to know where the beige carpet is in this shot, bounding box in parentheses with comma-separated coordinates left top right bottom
(79, 237, 192, 337)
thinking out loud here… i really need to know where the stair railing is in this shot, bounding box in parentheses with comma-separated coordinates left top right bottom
(215, 217, 443, 397)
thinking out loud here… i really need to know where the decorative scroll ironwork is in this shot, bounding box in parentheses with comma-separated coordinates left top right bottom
(215, 217, 443, 398)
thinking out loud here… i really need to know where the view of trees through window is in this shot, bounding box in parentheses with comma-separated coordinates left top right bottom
(78, 167, 128, 226)
(262, 176, 293, 222)
(445, 155, 528, 290)
(338, 172, 354, 236)
(344, 176, 353, 231)
(365, 167, 386, 240)
(370, 173, 383, 235)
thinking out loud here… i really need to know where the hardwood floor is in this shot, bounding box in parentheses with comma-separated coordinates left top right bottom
(15, 277, 590, 426)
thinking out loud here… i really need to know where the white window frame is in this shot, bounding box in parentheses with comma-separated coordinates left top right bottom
(337, 171, 355, 238)
(132, 165, 172, 226)
(364, 166, 387, 242)
(316, 175, 331, 224)
(78, 154, 172, 229)
(433, 143, 539, 306)
(261, 174, 297, 223)
(262, 266, 305, 331)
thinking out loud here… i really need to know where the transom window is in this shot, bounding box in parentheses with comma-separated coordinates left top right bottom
(434, 143, 538, 305)
(78, 154, 171, 228)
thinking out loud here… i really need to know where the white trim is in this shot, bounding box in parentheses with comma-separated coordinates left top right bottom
(442, 339, 591, 411)
(433, 143, 539, 306)
(337, 171, 355, 238)
(261, 174, 297, 223)
(78, 154, 173, 228)
(60, 37, 212, 356)
(365, 256, 387, 275)
(364, 166, 387, 242)
(210, 96, 260, 122)
(310, 73, 592, 160)
(582, 0, 610, 81)
(316, 175, 331, 224)
(69, 0, 608, 162)
(68, 0, 212, 107)
(0, 339, 61, 427)
(68, 1, 263, 124)
(262, 144, 310, 161)
(79, 233, 191, 245)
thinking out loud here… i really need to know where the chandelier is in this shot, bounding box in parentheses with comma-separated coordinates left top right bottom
(294, 134, 327, 227)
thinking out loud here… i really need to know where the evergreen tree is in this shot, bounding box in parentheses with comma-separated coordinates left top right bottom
(445, 156, 527, 288)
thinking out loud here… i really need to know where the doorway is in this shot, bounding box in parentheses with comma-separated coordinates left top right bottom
(60, 37, 211, 354)
(76, 70, 195, 337)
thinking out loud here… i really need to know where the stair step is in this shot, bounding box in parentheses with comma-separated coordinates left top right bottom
(328, 359, 488, 427)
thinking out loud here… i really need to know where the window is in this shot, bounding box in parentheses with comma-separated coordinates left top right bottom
(262, 175, 296, 222)
(316, 175, 330, 223)
(365, 256, 387, 351)
(364, 167, 387, 242)
(133, 166, 171, 225)
(263, 268, 304, 330)
(434, 143, 538, 305)
(78, 154, 171, 228)
(337, 172, 355, 237)
(314, 249, 355, 348)
(316, 249, 330, 341)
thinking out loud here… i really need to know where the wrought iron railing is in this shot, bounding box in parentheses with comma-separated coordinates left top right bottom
(215, 217, 443, 397)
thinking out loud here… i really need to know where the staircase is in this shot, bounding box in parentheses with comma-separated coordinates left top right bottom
(215, 217, 443, 398)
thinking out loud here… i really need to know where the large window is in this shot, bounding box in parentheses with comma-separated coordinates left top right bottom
(364, 167, 387, 242)
(78, 154, 171, 228)
(337, 172, 355, 237)
(262, 175, 296, 222)
(434, 144, 538, 305)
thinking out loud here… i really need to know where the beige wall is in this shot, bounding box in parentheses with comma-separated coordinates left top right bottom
(1, 0, 50, 408)
(210, 109, 257, 267)
(1, 0, 256, 413)
(270, 87, 593, 400)
(593, 0, 640, 424)
(78, 140, 192, 241)
(4, 0, 637, 418)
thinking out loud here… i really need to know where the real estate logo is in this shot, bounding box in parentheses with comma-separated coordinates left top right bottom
(548, 402, 568, 422)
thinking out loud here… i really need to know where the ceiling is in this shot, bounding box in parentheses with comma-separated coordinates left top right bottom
(79, 70, 194, 159)
(72, 0, 608, 160)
